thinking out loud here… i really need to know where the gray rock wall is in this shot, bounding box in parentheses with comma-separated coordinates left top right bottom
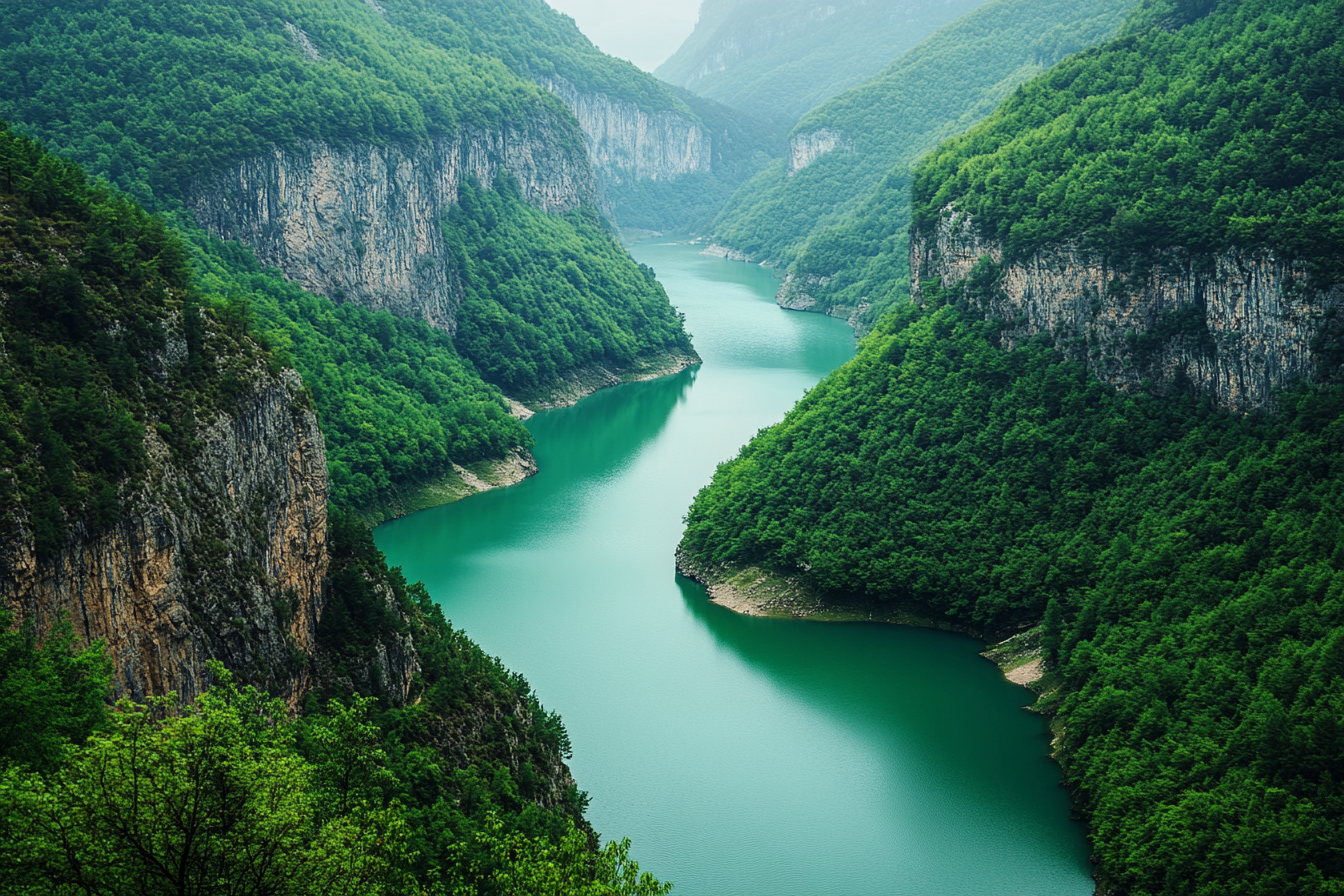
(540, 77, 712, 185)
(187, 118, 596, 334)
(911, 209, 1344, 410)
(1, 367, 329, 706)
(789, 128, 846, 173)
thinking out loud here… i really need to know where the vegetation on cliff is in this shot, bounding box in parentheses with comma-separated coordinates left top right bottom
(0, 122, 275, 560)
(681, 2, 1344, 891)
(912, 0, 1344, 277)
(386, 0, 692, 120)
(708, 0, 1135, 329)
(445, 177, 695, 401)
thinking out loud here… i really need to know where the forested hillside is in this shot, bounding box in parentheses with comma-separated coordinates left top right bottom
(680, 1, 1344, 892)
(709, 0, 1135, 326)
(654, 0, 989, 124)
(0, 0, 701, 518)
(0, 103, 667, 896)
(911, 0, 1344, 275)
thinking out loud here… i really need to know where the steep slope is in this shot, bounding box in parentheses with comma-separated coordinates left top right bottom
(0, 121, 643, 896)
(679, 2, 1344, 892)
(0, 0, 700, 518)
(655, 0, 991, 124)
(911, 0, 1344, 410)
(377, 0, 784, 232)
(708, 0, 1136, 327)
(0, 122, 325, 705)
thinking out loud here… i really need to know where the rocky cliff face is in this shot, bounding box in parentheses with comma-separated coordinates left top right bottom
(911, 209, 1344, 410)
(1, 368, 328, 706)
(789, 128, 846, 173)
(187, 117, 596, 334)
(540, 77, 712, 185)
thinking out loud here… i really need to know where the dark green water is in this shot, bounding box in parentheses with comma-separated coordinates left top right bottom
(375, 237, 1094, 895)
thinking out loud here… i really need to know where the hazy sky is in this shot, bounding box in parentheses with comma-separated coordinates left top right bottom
(545, 0, 703, 72)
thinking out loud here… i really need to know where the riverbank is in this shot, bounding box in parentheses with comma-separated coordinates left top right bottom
(353, 352, 700, 526)
(352, 447, 539, 527)
(521, 349, 702, 411)
(676, 549, 1047, 690)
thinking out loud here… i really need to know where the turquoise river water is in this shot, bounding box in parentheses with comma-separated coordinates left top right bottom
(374, 236, 1094, 895)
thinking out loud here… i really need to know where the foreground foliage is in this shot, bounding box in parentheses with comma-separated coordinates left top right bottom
(0, 602, 671, 896)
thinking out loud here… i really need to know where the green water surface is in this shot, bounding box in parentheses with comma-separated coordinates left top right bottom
(374, 237, 1094, 895)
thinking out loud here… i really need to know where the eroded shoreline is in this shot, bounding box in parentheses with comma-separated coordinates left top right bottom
(675, 549, 1046, 689)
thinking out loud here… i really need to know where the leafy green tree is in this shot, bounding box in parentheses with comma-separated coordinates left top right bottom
(0, 612, 110, 776)
(2, 664, 409, 896)
(447, 816, 672, 896)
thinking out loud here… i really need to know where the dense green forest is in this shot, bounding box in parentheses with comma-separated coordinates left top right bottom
(912, 0, 1344, 277)
(0, 0, 573, 203)
(682, 1, 1344, 892)
(654, 0, 989, 124)
(709, 0, 1135, 303)
(384, 0, 692, 120)
(0, 112, 666, 896)
(0, 0, 702, 514)
(444, 176, 696, 402)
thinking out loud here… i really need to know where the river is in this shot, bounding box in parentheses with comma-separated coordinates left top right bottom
(374, 236, 1094, 895)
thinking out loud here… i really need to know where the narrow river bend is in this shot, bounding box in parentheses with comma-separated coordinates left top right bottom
(375, 237, 1093, 896)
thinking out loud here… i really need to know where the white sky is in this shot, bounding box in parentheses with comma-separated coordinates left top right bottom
(545, 0, 703, 72)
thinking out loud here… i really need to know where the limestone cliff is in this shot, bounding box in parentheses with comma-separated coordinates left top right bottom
(187, 117, 596, 335)
(789, 128, 847, 173)
(540, 77, 712, 185)
(911, 209, 1344, 411)
(1, 367, 328, 706)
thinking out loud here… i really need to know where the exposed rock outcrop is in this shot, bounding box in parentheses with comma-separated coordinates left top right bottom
(777, 272, 826, 310)
(1, 369, 328, 706)
(187, 118, 596, 334)
(776, 272, 872, 332)
(540, 77, 712, 185)
(912, 209, 1344, 411)
(789, 128, 846, 173)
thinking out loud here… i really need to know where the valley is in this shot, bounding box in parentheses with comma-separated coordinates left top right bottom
(2, 1, 1342, 894)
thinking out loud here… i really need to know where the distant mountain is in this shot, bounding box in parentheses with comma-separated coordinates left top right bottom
(655, 0, 990, 124)
(706, 0, 1135, 329)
